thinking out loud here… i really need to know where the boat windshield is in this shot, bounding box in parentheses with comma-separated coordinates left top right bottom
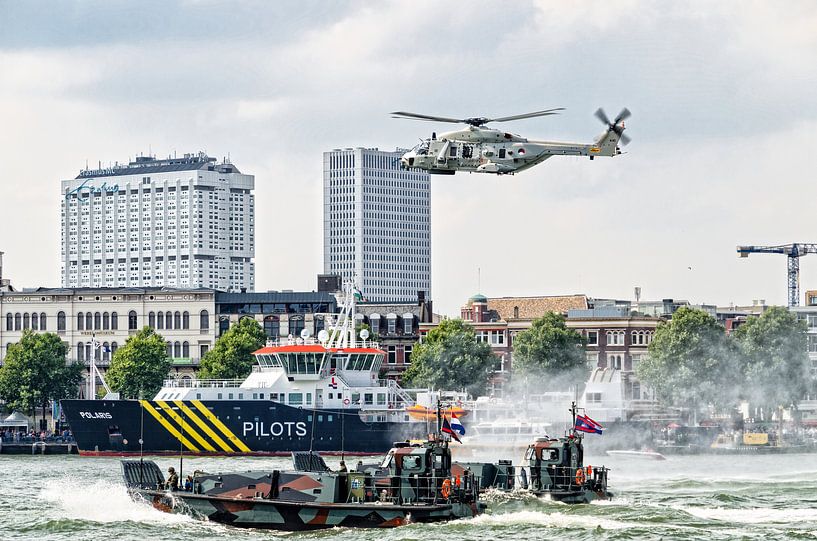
(274, 352, 325, 374)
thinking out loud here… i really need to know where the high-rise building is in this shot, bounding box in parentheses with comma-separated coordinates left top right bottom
(61, 153, 254, 291)
(323, 147, 431, 303)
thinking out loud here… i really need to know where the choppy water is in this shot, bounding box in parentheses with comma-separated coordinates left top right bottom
(2, 451, 817, 540)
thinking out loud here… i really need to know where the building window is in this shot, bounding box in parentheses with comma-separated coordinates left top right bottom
(586, 331, 598, 346)
(404, 345, 412, 364)
(149, 312, 156, 328)
(403, 316, 413, 334)
(200, 344, 209, 358)
(166, 311, 173, 330)
(475, 331, 489, 343)
(489, 331, 505, 346)
(40, 312, 46, 331)
(31, 313, 38, 331)
(77, 342, 84, 361)
(200, 310, 209, 330)
(23, 313, 29, 330)
(809, 335, 817, 353)
(219, 317, 229, 336)
(182, 311, 190, 329)
(606, 330, 624, 346)
(77, 313, 84, 331)
(103, 312, 109, 330)
(513, 306, 519, 319)
(128, 311, 137, 330)
(586, 392, 602, 403)
(607, 354, 623, 370)
(182, 341, 189, 358)
(157, 312, 164, 329)
(57, 311, 66, 332)
(5, 313, 11, 331)
(86, 313, 92, 330)
(289, 316, 304, 337)
(387, 346, 396, 364)
(174, 311, 181, 329)
(264, 315, 280, 339)
(111, 312, 118, 330)
(166, 342, 172, 357)
(387, 317, 396, 334)
(174, 342, 181, 358)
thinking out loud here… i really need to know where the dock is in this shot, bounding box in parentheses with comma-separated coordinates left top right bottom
(0, 440, 79, 455)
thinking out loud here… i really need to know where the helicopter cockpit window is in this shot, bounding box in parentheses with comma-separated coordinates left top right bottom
(462, 145, 473, 158)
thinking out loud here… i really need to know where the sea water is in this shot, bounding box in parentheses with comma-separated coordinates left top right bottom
(1, 452, 816, 540)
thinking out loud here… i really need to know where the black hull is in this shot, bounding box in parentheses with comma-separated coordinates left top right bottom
(61, 399, 423, 456)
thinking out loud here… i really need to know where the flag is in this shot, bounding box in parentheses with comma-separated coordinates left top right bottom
(575, 414, 604, 435)
(450, 414, 465, 436)
(441, 417, 462, 443)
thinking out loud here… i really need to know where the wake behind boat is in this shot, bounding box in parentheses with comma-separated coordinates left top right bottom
(606, 449, 667, 460)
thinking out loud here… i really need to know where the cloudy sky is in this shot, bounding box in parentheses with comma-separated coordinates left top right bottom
(2, 1, 817, 315)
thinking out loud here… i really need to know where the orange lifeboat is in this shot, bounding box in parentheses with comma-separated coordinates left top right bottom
(406, 405, 469, 421)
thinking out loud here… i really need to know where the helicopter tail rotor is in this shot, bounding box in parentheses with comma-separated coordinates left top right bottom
(595, 107, 631, 146)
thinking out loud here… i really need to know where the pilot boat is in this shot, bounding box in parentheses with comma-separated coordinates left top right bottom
(62, 283, 428, 456)
(121, 436, 485, 530)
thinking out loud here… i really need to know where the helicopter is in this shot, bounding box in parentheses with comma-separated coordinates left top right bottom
(392, 107, 630, 175)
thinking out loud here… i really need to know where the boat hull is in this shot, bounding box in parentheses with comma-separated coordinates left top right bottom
(136, 489, 478, 530)
(61, 399, 422, 456)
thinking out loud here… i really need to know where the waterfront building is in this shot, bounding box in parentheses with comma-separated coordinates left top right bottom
(323, 147, 431, 303)
(60, 153, 255, 292)
(0, 287, 217, 396)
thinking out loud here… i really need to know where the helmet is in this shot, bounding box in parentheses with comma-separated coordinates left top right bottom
(168, 466, 175, 473)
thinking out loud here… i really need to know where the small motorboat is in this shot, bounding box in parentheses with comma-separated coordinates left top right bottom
(121, 436, 485, 530)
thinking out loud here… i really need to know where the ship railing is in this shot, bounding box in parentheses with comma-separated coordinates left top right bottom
(263, 337, 381, 350)
(386, 380, 415, 406)
(364, 471, 480, 505)
(162, 378, 244, 389)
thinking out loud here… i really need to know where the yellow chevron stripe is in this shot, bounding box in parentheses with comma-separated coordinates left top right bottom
(139, 400, 200, 452)
(155, 400, 217, 453)
(172, 400, 235, 453)
(191, 399, 252, 453)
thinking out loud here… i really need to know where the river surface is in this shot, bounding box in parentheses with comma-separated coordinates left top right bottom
(2, 451, 816, 540)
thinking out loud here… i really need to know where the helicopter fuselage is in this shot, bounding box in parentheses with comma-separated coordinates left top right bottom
(400, 125, 621, 175)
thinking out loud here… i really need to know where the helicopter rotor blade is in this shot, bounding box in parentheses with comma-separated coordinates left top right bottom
(619, 133, 631, 146)
(390, 111, 465, 124)
(614, 108, 631, 124)
(594, 108, 611, 126)
(487, 108, 565, 123)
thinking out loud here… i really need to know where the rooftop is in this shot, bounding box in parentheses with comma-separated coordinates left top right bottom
(76, 153, 240, 179)
(487, 295, 590, 319)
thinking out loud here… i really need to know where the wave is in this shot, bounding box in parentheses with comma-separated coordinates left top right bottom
(39, 476, 193, 525)
(681, 506, 817, 525)
(467, 510, 633, 530)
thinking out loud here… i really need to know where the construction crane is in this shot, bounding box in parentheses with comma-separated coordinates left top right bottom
(736, 243, 817, 307)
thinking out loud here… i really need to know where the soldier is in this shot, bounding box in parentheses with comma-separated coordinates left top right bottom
(166, 466, 179, 491)
(338, 461, 347, 473)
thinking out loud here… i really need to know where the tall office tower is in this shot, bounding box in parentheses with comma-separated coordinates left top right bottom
(61, 153, 255, 291)
(323, 147, 431, 302)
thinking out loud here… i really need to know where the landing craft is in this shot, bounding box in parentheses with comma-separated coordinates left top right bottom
(393, 107, 631, 175)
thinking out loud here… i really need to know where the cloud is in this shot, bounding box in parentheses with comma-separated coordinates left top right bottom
(1, 1, 816, 316)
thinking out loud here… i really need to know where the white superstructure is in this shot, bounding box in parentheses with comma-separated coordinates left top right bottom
(61, 153, 254, 292)
(323, 148, 431, 303)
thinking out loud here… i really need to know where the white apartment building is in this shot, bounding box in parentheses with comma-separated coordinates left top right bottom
(61, 153, 254, 292)
(0, 287, 217, 396)
(323, 148, 431, 303)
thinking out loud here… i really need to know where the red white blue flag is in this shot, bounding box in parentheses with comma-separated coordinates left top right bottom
(450, 414, 465, 436)
(575, 414, 604, 435)
(441, 417, 462, 443)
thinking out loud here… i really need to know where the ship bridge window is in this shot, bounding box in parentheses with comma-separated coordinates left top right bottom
(279, 353, 323, 374)
(402, 455, 421, 470)
(288, 393, 303, 405)
(347, 354, 376, 371)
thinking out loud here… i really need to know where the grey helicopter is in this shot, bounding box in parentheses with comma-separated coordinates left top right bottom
(392, 107, 630, 175)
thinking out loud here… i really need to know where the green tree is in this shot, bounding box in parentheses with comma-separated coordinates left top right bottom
(106, 327, 171, 399)
(511, 312, 587, 388)
(636, 307, 738, 413)
(733, 306, 811, 417)
(402, 319, 496, 396)
(198, 317, 266, 380)
(0, 330, 83, 425)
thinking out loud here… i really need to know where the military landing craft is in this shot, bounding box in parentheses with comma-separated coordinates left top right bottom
(393, 107, 630, 175)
